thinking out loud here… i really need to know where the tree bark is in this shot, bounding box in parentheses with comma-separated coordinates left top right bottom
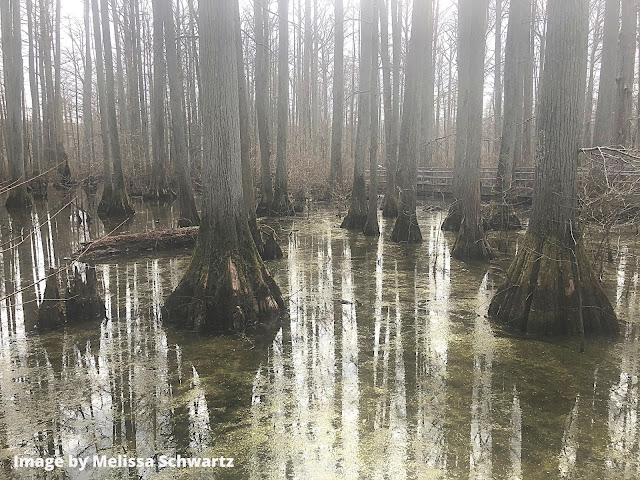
(593, 0, 619, 146)
(390, 0, 429, 243)
(341, 0, 373, 230)
(449, 0, 492, 260)
(91, 0, 113, 211)
(494, 0, 503, 156)
(382, 0, 401, 218)
(364, 0, 380, 236)
(98, 0, 134, 217)
(163, 0, 199, 226)
(489, 0, 525, 231)
(255, 0, 274, 215)
(614, 0, 635, 146)
(272, 0, 293, 215)
(147, 0, 173, 200)
(489, 0, 619, 337)
(329, 0, 344, 194)
(2, 0, 32, 209)
(164, 0, 283, 333)
(27, 0, 47, 198)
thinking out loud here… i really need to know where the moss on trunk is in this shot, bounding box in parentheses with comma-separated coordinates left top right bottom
(164, 215, 284, 333)
(489, 233, 619, 336)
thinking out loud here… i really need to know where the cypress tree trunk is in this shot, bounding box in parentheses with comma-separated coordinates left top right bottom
(419, 0, 435, 166)
(98, 0, 134, 217)
(329, 0, 344, 195)
(163, 0, 199, 227)
(91, 0, 114, 213)
(272, 0, 293, 215)
(82, 0, 95, 175)
(593, 0, 619, 147)
(489, 0, 619, 337)
(489, 0, 525, 231)
(2, 0, 32, 209)
(449, 0, 492, 260)
(522, 0, 535, 164)
(381, 0, 400, 218)
(254, 0, 274, 215)
(54, 0, 71, 183)
(389, 0, 428, 243)
(363, 0, 380, 237)
(614, 0, 635, 147)
(147, 0, 173, 200)
(341, 0, 373, 230)
(125, 0, 144, 185)
(234, 0, 277, 260)
(164, 0, 283, 333)
(27, 0, 47, 199)
(494, 0, 503, 156)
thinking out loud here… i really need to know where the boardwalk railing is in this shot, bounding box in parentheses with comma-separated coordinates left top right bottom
(367, 165, 639, 199)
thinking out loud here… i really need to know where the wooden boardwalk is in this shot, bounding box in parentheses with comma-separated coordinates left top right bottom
(369, 166, 640, 200)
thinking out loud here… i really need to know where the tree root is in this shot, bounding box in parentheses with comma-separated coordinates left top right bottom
(488, 233, 619, 336)
(5, 186, 33, 210)
(163, 216, 284, 333)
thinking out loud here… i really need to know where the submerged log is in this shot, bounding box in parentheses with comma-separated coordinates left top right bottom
(78, 225, 284, 262)
(78, 226, 199, 261)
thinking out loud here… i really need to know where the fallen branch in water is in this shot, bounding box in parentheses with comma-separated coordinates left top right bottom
(78, 227, 199, 262)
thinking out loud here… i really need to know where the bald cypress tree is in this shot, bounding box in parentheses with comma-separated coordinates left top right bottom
(272, 0, 293, 215)
(164, 0, 283, 332)
(2, 0, 32, 209)
(341, 0, 373, 230)
(389, 0, 428, 243)
(448, 0, 492, 260)
(489, 0, 619, 337)
(98, 0, 134, 217)
(163, 0, 199, 226)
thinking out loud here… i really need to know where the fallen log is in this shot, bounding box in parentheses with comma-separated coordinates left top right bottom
(78, 227, 199, 262)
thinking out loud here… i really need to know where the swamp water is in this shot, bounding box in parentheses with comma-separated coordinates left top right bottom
(0, 193, 638, 479)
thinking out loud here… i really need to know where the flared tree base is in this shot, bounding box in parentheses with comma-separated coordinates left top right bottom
(441, 203, 462, 231)
(5, 187, 33, 211)
(164, 216, 284, 333)
(487, 202, 523, 231)
(66, 266, 105, 323)
(255, 199, 272, 218)
(261, 229, 283, 260)
(488, 233, 619, 336)
(451, 217, 493, 261)
(363, 220, 380, 236)
(270, 191, 294, 217)
(390, 211, 422, 243)
(37, 270, 65, 332)
(143, 187, 176, 202)
(98, 185, 135, 219)
(340, 211, 367, 230)
(381, 192, 398, 218)
(29, 178, 48, 200)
